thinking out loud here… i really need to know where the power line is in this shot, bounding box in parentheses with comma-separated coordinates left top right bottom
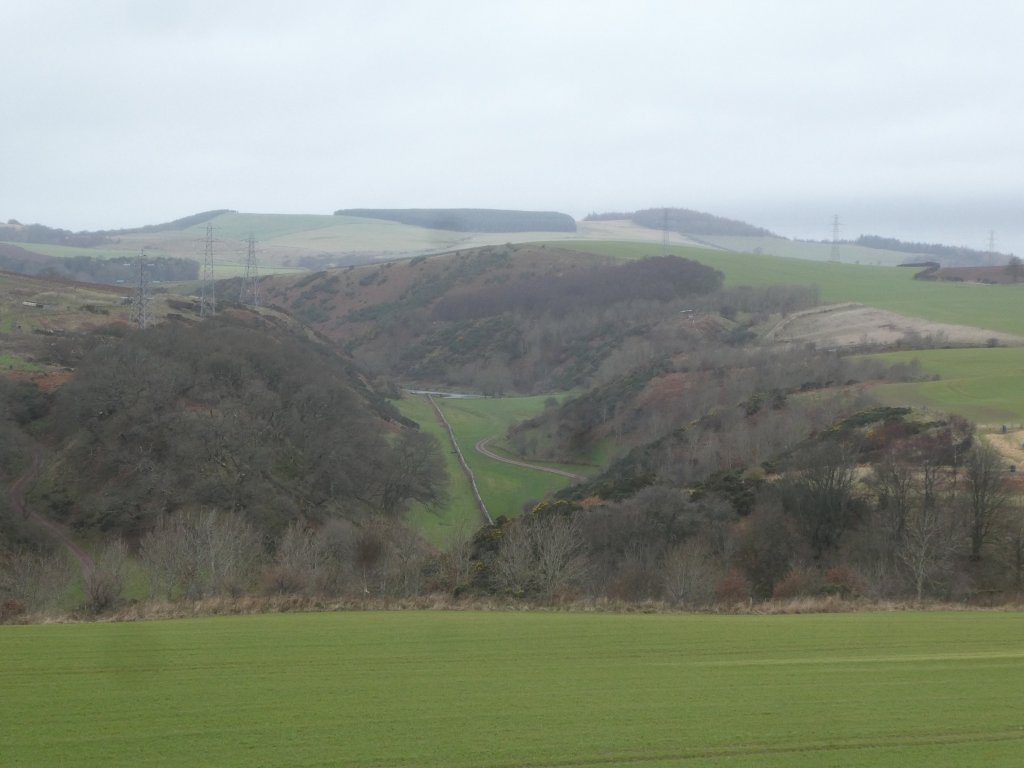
(662, 207, 671, 255)
(827, 217, 843, 264)
(130, 249, 152, 329)
(200, 223, 216, 317)
(241, 234, 260, 308)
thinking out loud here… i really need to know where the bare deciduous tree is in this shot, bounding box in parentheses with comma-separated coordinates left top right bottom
(494, 513, 588, 600)
(0, 548, 73, 614)
(662, 537, 720, 607)
(83, 539, 129, 614)
(899, 497, 955, 602)
(961, 443, 1008, 560)
(140, 510, 263, 600)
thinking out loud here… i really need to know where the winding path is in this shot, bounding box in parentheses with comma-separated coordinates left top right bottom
(8, 450, 94, 577)
(474, 437, 587, 482)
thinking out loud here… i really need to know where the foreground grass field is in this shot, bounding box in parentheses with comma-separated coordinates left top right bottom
(3, 610, 1024, 767)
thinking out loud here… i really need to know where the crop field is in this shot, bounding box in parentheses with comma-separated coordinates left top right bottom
(4, 213, 607, 276)
(398, 394, 590, 542)
(556, 241, 1024, 337)
(3, 610, 1024, 767)
(865, 348, 1024, 424)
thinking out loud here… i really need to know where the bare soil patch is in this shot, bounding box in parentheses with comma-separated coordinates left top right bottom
(767, 303, 1024, 349)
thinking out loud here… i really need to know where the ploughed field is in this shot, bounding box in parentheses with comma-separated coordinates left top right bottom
(3, 610, 1024, 766)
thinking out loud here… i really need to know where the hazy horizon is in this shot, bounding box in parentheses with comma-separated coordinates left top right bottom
(4, 1, 1022, 255)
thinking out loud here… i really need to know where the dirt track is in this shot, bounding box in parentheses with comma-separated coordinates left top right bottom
(8, 451, 94, 577)
(474, 437, 586, 482)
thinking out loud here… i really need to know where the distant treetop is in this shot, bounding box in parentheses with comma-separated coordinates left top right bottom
(97, 209, 237, 236)
(0, 209, 236, 247)
(334, 208, 577, 233)
(633, 208, 776, 237)
(854, 235, 1007, 266)
(586, 207, 776, 237)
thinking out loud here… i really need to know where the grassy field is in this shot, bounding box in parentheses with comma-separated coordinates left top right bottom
(396, 395, 488, 544)
(556, 241, 1024, 337)
(433, 395, 593, 517)
(6, 213, 611, 275)
(697, 234, 916, 265)
(398, 394, 591, 543)
(3, 610, 1024, 767)
(865, 348, 1024, 424)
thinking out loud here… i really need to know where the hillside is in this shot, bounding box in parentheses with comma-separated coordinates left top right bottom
(261, 244, 734, 393)
(0, 308, 446, 551)
(5, 236, 1024, 612)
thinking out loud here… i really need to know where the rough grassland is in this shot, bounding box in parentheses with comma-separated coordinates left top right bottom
(3, 611, 1024, 767)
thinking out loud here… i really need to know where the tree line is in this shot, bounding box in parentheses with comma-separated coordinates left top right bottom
(0, 250, 198, 283)
(334, 208, 577, 233)
(584, 208, 775, 237)
(854, 235, 1007, 265)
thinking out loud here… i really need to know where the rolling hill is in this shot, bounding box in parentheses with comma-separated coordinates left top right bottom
(4, 207, 992, 284)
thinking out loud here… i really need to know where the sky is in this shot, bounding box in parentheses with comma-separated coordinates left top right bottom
(3, 0, 1024, 255)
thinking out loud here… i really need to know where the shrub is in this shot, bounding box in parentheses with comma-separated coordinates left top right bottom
(715, 569, 752, 605)
(824, 563, 866, 598)
(771, 567, 823, 600)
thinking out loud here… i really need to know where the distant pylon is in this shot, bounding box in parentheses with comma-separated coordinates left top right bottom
(988, 230, 997, 254)
(829, 214, 841, 263)
(662, 208, 671, 255)
(130, 249, 152, 329)
(200, 223, 216, 317)
(241, 234, 260, 308)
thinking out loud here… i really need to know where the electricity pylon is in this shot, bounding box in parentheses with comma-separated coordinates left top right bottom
(200, 223, 216, 317)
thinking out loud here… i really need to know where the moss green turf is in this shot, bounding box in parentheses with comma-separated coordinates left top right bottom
(3, 610, 1024, 767)
(865, 348, 1024, 424)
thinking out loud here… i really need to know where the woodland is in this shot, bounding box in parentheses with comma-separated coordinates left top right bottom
(1, 242, 1021, 618)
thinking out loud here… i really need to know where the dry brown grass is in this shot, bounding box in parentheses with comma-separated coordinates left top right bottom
(6, 592, 1024, 625)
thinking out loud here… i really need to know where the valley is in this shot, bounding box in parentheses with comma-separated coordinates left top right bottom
(2, 208, 1024, 619)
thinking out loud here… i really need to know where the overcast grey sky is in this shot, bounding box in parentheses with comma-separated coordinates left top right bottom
(3, 1, 1023, 254)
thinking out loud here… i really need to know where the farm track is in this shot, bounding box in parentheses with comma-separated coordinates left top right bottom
(474, 436, 587, 482)
(8, 450, 95, 577)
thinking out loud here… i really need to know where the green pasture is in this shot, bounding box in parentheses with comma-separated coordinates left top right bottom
(865, 347, 1024, 424)
(396, 395, 487, 543)
(4, 610, 1024, 767)
(431, 395, 592, 520)
(397, 394, 591, 542)
(556, 241, 1024, 337)
(3, 242, 138, 260)
(696, 234, 914, 266)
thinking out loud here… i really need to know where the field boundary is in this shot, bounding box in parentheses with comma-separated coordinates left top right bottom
(427, 395, 493, 525)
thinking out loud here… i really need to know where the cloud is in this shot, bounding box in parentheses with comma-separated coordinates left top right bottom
(2, 1, 1023, 253)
